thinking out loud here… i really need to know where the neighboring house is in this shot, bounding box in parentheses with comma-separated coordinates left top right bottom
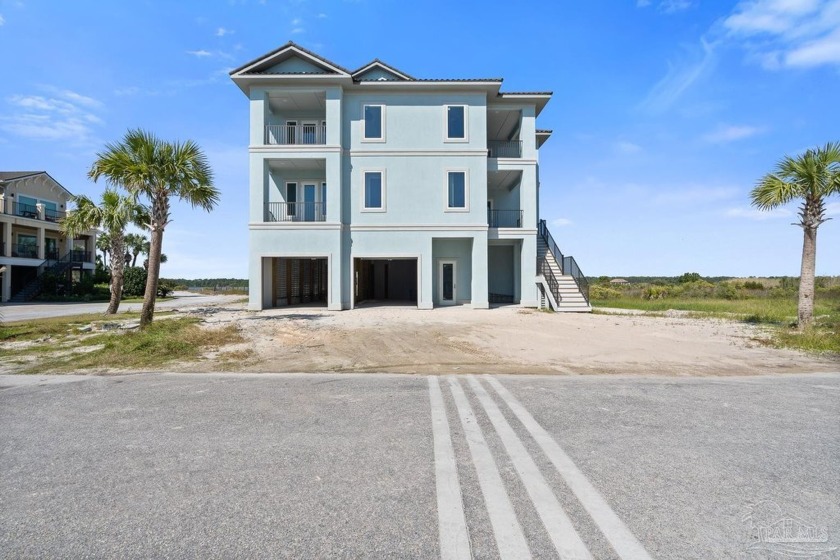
(0, 172, 97, 302)
(230, 42, 589, 312)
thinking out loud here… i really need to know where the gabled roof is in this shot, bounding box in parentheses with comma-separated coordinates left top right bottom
(229, 41, 352, 76)
(351, 59, 415, 81)
(0, 171, 73, 196)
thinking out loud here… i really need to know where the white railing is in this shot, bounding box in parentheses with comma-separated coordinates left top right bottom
(265, 201, 326, 222)
(265, 124, 327, 145)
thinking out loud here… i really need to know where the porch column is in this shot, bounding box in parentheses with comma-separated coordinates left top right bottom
(471, 235, 489, 309)
(36, 227, 45, 260)
(1, 265, 10, 302)
(418, 238, 434, 309)
(248, 252, 263, 311)
(86, 236, 95, 262)
(520, 233, 539, 307)
(2, 221, 11, 256)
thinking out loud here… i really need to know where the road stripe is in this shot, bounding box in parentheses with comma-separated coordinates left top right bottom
(427, 377, 471, 560)
(484, 376, 653, 560)
(448, 377, 532, 560)
(467, 376, 593, 560)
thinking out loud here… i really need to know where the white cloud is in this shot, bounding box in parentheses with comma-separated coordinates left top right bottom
(291, 17, 303, 25)
(703, 124, 764, 143)
(637, 0, 652, 6)
(216, 27, 234, 36)
(660, 0, 694, 13)
(638, 37, 716, 113)
(0, 14, 5, 26)
(616, 140, 643, 154)
(552, 218, 574, 227)
(724, 0, 840, 68)
(317, 12, 328, 18)
(291, 27, 305, 34)
(725, 206, 793, 220)
(0, 88, 104, 143)
(187, 49, 212, 57)
(653, 186, 739, 205)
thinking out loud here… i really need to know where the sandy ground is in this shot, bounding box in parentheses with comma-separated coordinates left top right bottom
(178, 303, 840, 375)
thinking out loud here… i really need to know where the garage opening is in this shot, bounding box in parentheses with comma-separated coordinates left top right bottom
(273, 257, 328, 307)
(354, 258, 417, 307)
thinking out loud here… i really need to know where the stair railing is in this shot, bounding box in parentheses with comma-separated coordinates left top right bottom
(10, 250, 79, 301)
(538, 219, 590, 305)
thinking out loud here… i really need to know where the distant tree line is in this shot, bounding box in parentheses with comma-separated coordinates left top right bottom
(163, 278, 249, 288)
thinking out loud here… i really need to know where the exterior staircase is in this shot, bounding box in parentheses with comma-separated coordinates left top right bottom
(536, 219, 591, 312)
(9, 251, 80, 303)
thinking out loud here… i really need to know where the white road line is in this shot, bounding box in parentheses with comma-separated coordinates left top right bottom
(448, 377, 533, 560)
(484, 376, 653, 560)
(427, 377, 471, 560)
(467, 376, 593, 560)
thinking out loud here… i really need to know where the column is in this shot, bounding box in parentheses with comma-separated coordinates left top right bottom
(520, 233, 538, 307)
(2, 221, 11, 257)
(36, 227, 45, 260)
(471, 235, 489, 309)
(1, 265, 11, 302)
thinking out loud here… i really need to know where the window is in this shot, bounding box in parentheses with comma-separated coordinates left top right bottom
(363, 171, 384, 210)
(286, 182, 297, 216)
(447, 171, 468, 210)
(446, 105, 466, 140)
(363, 105, 384, 141)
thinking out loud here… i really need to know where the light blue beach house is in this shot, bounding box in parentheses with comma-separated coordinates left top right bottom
(230, 42, 589, 311)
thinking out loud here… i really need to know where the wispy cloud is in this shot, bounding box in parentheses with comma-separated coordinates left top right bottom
(725, 206, 793, 220)
(636, 0, 694, 12)
(638, 37, 716, 113)
(615, 140, 643, 154)
(317, 12, 327, 18)
(723, 0, 840, 69)
(0, 14, 5, 26)
(187, 49, 213, 57)
(552, 218, 574, 227)
(0, 88, 104, 143)
(216, 26, 234, 36)
(702, 124, 764, 143)
(653, 186, 739, 205)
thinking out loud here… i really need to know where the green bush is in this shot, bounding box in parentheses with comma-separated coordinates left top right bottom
(643, 285, 672, 299)
(122, 267, 147, 297)
(677, 272, 703, 284)
(157, 279, 177, 298)
(743, 280, 765, 290)
(590, 285, 623, 300)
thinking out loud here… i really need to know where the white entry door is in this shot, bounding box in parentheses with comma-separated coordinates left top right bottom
(439, 260, 456, 305)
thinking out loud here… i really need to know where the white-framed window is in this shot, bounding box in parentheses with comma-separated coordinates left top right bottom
(363, 104, 385, 141)
(362, 170, 386, 211)
(445, 105, 467, 142)
(445, 170, 469, 211)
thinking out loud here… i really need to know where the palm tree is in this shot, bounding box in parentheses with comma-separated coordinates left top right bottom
(751, 142, 840, 328)
(89, 129, 218, 327)
(96, 234, 111, 268)
(124, 233, 147, 267)
(62, 190, 145, 314)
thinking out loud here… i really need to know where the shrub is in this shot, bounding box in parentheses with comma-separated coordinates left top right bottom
(122, 267, 147, 297)
(590, 285, 623, 300)
(677, 272, 703, 284)
(157, 279, 177, 298)
(743, 280, 765, 290)
(643, 285, 671, 299)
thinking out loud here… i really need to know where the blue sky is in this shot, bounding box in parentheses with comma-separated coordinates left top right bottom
(1, 0, 839, 278)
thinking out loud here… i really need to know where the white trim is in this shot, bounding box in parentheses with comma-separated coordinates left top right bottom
(350, 150, 487, 157)
(439, 259, 457, 305)
(230, 45, 351, 76)
(361, 169, 387, 212)
(352, 61, 414, 81)
(361, 104, 386, 143)
(249, 145, 342, 153)
(350, 224, 487, 232)
(444, 169, 470, 212)
(249, 223, 341, 230)
(444, 105, 468, 143)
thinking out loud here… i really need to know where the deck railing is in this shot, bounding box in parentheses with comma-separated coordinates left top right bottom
(538, 219, 589, 305)
(487, 209, 523, 228)
(12, 243, 38, 259)
(488, 140, 522, 158)
(265, 201, 326, 222)
(265, 124, 327, 145)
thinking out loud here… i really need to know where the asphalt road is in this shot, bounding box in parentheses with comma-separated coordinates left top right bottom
(1, 372, 838, 559)
(0, 291, 242, 321)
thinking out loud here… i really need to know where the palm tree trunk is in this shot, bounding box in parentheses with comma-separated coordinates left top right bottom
(107, 233, 125, 314)
(798, 225, 817, 329)
(140, 227, 164, 327)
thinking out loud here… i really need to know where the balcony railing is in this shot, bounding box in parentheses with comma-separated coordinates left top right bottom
(488, 140, 522, 158)
(70, 249, 92, 262)
(6, 201, 39, 219)
(265, 124, 327, 146)
(488, 209, 523, 228)
(12, 243, 38, 259)
(44, 208, 66, 222)
(265, 201, 326, 222)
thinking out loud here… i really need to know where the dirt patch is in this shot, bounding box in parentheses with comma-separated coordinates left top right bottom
(176, 304, 838, 375)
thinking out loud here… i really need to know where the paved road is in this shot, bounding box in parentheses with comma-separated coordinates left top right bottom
(0, 291, 242, 321)
(1, 373, 838, 559)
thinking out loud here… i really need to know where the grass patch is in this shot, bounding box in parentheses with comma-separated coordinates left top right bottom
(24, 318, 244, 372)
(769, 327, 840, 354)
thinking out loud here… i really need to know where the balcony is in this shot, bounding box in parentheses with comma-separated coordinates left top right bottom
(2, 201, 66, 222)
(11, 242, 38, 259)
(265, 124, 327, 146)
(266, 201, 326, 223)
(488, 209, 523, 228)
(488, 140, 522, 158)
